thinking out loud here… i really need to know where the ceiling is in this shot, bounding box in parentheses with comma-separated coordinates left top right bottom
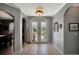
(7, 3, 66, 16)
(0, 10, 13, 19)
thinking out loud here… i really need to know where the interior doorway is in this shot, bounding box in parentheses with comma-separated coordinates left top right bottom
(30, 17, 49, 43)
(0, 10, 14, 54)
(22, 17, 26, 45)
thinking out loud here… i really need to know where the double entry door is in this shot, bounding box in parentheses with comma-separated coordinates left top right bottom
(30, 18, 49, 43)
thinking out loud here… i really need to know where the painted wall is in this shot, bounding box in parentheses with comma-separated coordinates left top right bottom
(64, 4, 79, 54)
(53, 4, 72, 54)
(0, 3, 22, 51)
(53, 3, 79, 54)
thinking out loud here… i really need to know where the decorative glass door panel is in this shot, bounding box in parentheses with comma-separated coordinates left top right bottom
(41, 22, 48, 42)
(31, 22, 38, 42)
(30, 18, 49, 43)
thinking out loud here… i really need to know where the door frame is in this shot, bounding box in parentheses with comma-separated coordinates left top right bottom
(29, 17, 49, 43)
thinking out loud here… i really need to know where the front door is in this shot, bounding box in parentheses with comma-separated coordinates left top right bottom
(30, 18, 49, 43)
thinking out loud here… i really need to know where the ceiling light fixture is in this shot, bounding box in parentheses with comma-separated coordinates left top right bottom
(35, 7, 44, 16)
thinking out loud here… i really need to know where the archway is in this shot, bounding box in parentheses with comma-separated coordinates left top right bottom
(64, 6, 79, 54)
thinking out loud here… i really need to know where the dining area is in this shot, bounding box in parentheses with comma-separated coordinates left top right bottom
(0, 33, 13, 55)
(0, 20, 14, 54)
(0, 33, 12, 48)
(0, 9, 14, 54)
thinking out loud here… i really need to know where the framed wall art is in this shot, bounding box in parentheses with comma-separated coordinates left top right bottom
(69, 23, 79, 31)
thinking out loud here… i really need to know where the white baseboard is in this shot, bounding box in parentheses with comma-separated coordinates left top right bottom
(53, 43, 64, 55)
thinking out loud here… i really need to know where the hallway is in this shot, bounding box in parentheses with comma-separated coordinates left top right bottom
(0, 3, 79, 55)
(14, 44, 61, 55)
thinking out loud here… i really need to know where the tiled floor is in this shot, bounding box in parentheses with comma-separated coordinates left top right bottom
(14, 44, 61, 55)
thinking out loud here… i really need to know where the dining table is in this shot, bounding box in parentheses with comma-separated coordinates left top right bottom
(0, 33, 12, 47)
